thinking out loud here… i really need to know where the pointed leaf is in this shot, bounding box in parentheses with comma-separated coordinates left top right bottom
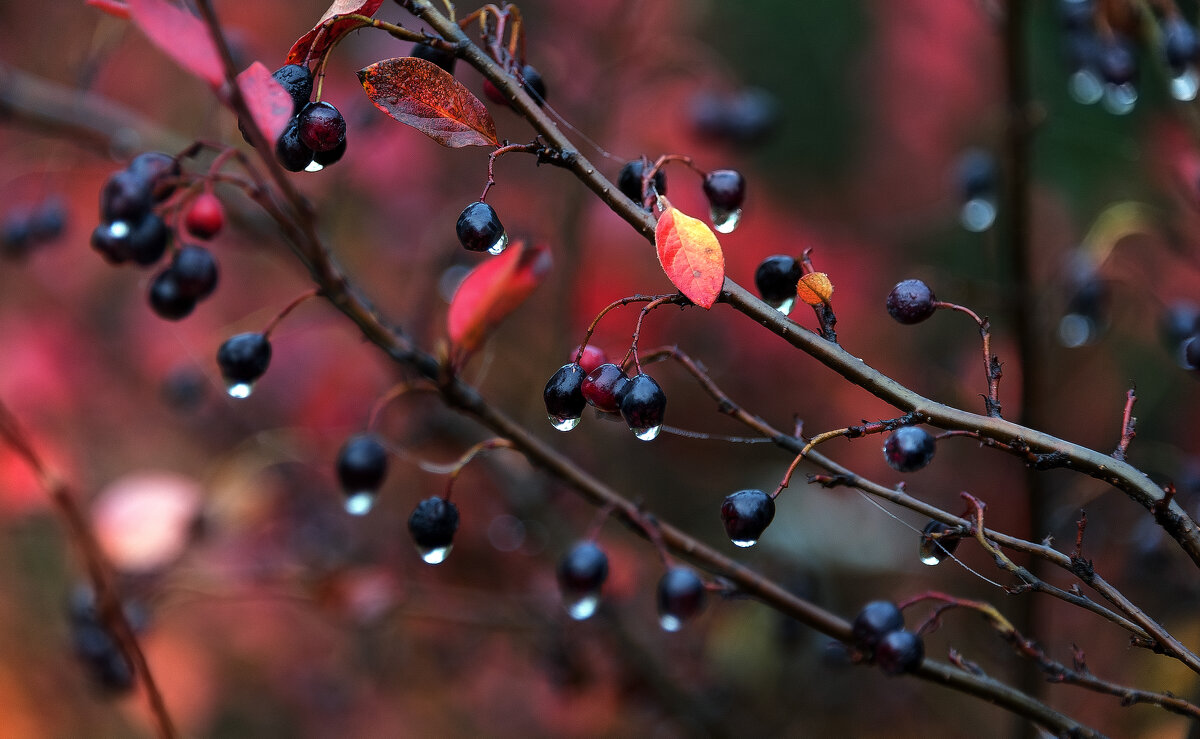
(797, 272, 834, 306)
(448, 241, 553, 354)
(126, 0, 224, 88)
(236, 62, 293, 145)
(358, 57, 499, 148)
(286, 0, 385, 65)
(654, 205, 725, 309)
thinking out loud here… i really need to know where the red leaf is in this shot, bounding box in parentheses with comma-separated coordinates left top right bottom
(286, 0, 384, 66)
(236, 62, 293, 145)
(448, 241, 553, 355)
(654, 205, 725, 309)
(358, 57, 499, 148)
(126, 0, 224, 89)
(86, 0, 130, 19)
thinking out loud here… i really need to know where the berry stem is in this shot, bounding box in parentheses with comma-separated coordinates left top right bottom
(1112, 387, 1137, 461)
(366, 380, 433, 431)
(442, 437, 517, 502)
(574, 294, 674, 364)
(261, 288, 320, 339)
(583, 502, 617, 542)
(480, 141, 542, 201)
(620, 294, 685, 374)
(933, 301, 1003, 418)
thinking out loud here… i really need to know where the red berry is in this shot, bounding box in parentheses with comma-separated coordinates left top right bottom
(573, 344, 608, 375)
(297, 102, 346, 153)
(184, 193, 224, 239)
(582, 363, 629, 413)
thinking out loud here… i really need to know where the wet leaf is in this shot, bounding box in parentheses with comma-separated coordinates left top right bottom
(797, 272, 834, 305)
(654, 205, 725, 309)
(126, 0, 224, 88)
(358, 57, 499, 148)
(236, 62, 293, 145)
(448, 241, 552, 354)
(286, 0, 385, 66)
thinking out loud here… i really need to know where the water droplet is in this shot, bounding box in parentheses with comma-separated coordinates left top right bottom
(548, 414, 581, 432)
(419, 545, 452, 565)
(1069, 69, 1103, 105)
(730, 538, 758, 548)
(959, 198, 996, 232)
(564, 592, 600, 620)
(710, 206, 742, 234)
(770, 297, 796, 316)
(632, 424, 662, 441)
(919, 551, 943, 566)
(1101, 82, 1137, 115)
(304, 160, 324, 173)
(226, 382, 253, 399)
(1171, 67, 1199, 101)
(1058, 313, 1097, 348)
(344, 491, 376, 516)
(659, 614, 683, 632)
(918, 538, 945, 565)
(487, 232, 510, 256)
(108, 221, 131, 238)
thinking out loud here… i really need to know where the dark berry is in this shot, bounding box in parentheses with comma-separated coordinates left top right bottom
(883, 427, 936, 473)
(455, 201, 507, 253)
(956, 148, 996, 201)
(1098, 34, 1138, 86)
(617, 159, 667, 206)
(619, 374, 666, 440)
(91, 222, 132, 264)
(886, 279, 937, 325)
(161, 366, 209, 413)
(755, 255, 802, 307)
(297, 102, 346, 153)
(29, 197, 67, 242)
(520, 64, 547, 104)
(851, 600, 904, 653)
(689, 88, 779, 146)
(169, 245, 219, 299)
(1058, 0, 1094, 32)
(127, 152, 181, 202)
(408, 496, 459, 562)
(573, 344, 608, 375)
(1160, 301, 1200, 351)
(720, 489, 776, 547)
(1186, 335, 1200, 369)
(702, 169, 746, 211)
(657, 566, 706, 631)
(875, 629, 924, 675)
(100, 170, 152, 222)
(558, 541, 609, 619)
(125, 213, 171, 266)
(68, 586, 144, 694)
(271, 63, 314, 113)
(411, 42, 456, 74)
(313, 138, 347, 167)
(1165, 18, 1199, 72)
(1, 213, 32, 258)
(582, 363, 629, 413)
(216, 332, 272, 393)
(544, 363, 588, 431)
(148, 270, 196, 321)
(919, 520, 961, 565)
(336, 433, 389, 495)
(184, 193, 224, 239)
(275, 119, 315, 172)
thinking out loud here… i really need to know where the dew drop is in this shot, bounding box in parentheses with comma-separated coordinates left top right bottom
(344, 491, 376, 516)
(659, 614, 683, 632)
(419, 545, 452, 565)
(549, 414, 581, 432)
(919, 551, 943, 566)
(632, 424, 662, 441)
(959, 198, 996, 232)
(770, 297, 796, 316)
(304, 160, 325, 173)
(710, 206, 742, 234)
(226, 382, 253, 399)
(918, 538, 945, 565)
(487, 232, 510, 256)
(1101, 82, 1137, 115)
(1171, 67, 1199, 101)
(1069, 69, 1103, 105)
(564, 592, 600, 621)
(108, 221, 131, 239)
(731, 538, 758, 548)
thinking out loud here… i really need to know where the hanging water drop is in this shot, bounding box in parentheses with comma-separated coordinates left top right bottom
(710, 206, 742, 234)
(731, 538, 757, 548)
(1069, 69, 1103, 105)
(304, 160, 325, 173)
(959, 198, 996, 232)
(226, 382, 253, 399)
(659, 614, 683, 633)
(918, 548, 943, 566)
(564, 592, 601, 621)
(108, 220, 131, 239)
(343, 491, 376, 516)
(633, 424, 662, 441)
(1171, 66, 1200, 101)
(770, 297, 796, 316)
(487, 232, 510, 256)
(1101, 83, 1137, 115)
(548, 414, 581, 432)
(419, 545, 453, 565)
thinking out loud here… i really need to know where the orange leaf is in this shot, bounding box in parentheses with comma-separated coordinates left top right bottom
(358, 58, 499, 148)
(654, 205, 725, 309)
(797, 272, 834, 305)
(126, 0, 224, 88)
(286, 0, 384, 65)
(448, 241, 552, 354)
(235, 62, 293, 145)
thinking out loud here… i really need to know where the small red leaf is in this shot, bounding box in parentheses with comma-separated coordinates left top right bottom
(236, 62, 293, 145)
(127, 0, 224, 89)
(448, 241, 553, 355)
(654, 205, 725, 309)
(358, 57, 499, 148)
(286, 0, 384, 66)
(86, 0, 131, 19)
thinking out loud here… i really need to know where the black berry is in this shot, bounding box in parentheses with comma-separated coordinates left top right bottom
(657, 566, 706, 631)
(271, 63, 314, 113)
(408, 496, 460, 563)
(125, 213, 171, 266)
(582, 362, 629, 413)
(1, 213, 32, 259)
(411, 42, 457, 74)
(520, 64, 547, 104)
(313, 138, 347, 167)
(148, 269, 196, 321)
(720, 489, 776, 547)
(883, 427, 936, 473)
(168, 245, 219, 299)
(1164, 17, 1199, 71)
(956, 148, 996, 201)
(336, 433, 389, 495)
(297, 101, 346, 153)
(558, 541, 609, 619)
(754, 255, 802, 307)
(29, 197, 67, 242)
(455, 201, 507, 253)
(1160, 301, 1200, 354)
(68, 586, 144, 694)
(688, 87, 779, 146)
(1098, 34, 1138, 86)
(1186, 334, 1200, 369)
(875, 629, 924, 675)
(619, 373, 666, 440)
(886, 279, 937, 325)
(702, 169, 746, 211)
(544, 363, 588, 430)
(91, 222, 132, 264)
(919, 520, 961, 565)
(851, 600, 904, 653)
(275, 119, 315, 172)
(127, 152, 181, 202)
(184, 193, 224, 239)
(617, 159, 667, 206)
(216, 332, 272, 393)
(100, 170, 153, 222)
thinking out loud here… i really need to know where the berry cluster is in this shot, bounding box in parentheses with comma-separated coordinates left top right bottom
(851, 600, 924, 675)
(268, 64, 347, 173)
(1, 197, 66, 260)
(543, 351, 667, 441)
(149, 244, 219, 320)
(90, 152, 178, 266)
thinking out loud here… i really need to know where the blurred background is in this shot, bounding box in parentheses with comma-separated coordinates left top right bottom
(2, 0, 1200, 735)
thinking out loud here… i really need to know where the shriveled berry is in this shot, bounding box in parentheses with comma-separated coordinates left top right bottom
(184, 193, 224, 239)
(755, 255, 802, 306)
(148, 270, 196, 321)
(919, 520, 961, 565)
(217, 333, 272, 388)
(657, 566, 706, 631)
(271, 63, 314, 113)
(408, 496, 460, 558)
(336, 433, 389, 494)
(297, 101, 346, 153)
(125, 213, 171, 266)
(544, 363, 587, 431)
(169, 245, 219, 299)
(455, 201, 507, 253)
(720, 489, 776, 546)
(702, 169, 746, 211)
(617, 159, 667, 205)
(573, 344, 608, 375)
(852, 600, 904, 653)
(100, 170, 152, 222)
(883, 427, 936, 473)
(127, 152, 181, 202)
(886, 279, 937, 324)
(620, 374, 666, 440)
(875, 629, 924, 675)
(582, 362, 629, 413)
(411, 42, 456, 74)
(557, 541, 609, 598)
(276, 119, 315, 172)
